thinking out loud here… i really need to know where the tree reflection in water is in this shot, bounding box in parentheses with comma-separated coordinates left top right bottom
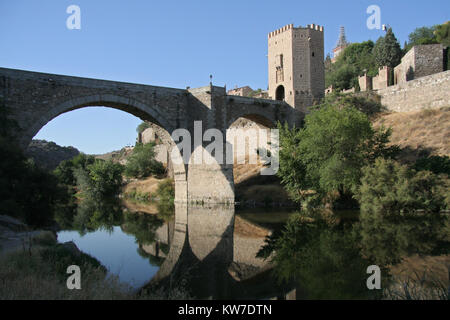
(258, 208, 449, 299)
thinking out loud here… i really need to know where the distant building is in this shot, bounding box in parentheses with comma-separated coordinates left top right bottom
(332, 26, 349, 63)
(227, 86, 253, 97)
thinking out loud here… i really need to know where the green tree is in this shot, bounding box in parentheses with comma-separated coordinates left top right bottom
(373, 28, 402, 68)
(53, 153, 95, 186)
(325, 41, 378, 90)
(355, 158, 449, 266)
(124, 143, 165, 178)
(356, 158, 449, 215)
(435, 21, 450, 47)
(137, 121, 151, 134)
(75, 159, 123, 201)
(266, 213, 379, 299)
(0, 100, 65, 227)
(405, 26, 438, 52)
(277, 94, 398, 207)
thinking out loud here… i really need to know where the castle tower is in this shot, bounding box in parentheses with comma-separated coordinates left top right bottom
(332, 26, 349, 63)
(268, 23, 325, 113)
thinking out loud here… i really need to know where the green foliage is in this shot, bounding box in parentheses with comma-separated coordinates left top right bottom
(356, 158, 448, 215)
(325, 41, 378, 90)
(155, 179, 175, 220)
(373, 28, 402, 68)
(136, 121, 151, 134)
(40, 243, 106, 279)
(355, 159, 450, 265)
(0, 137, 66, 227)
(155, 179, 175, 203)
(124, 143, 165, 178)
(72, 198, 123, 233)
(414, 155, 450, 175)
(405, 26, 439, 52)
(435, 21, 450, 47)
(53, 153, 95, 186)
(277, 95, 398, 207)
(124, 189, 153, 203)
(84, 160, 123, 199)
(355, 211, 449, 267)
(122, 212, 164, 245)
(267, 213, 379, 299)
(326, 64, 358, 91)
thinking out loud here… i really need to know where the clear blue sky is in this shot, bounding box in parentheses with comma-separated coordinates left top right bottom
(1, 0, 448, 154)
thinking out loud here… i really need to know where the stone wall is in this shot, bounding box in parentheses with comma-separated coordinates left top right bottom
(394, 44, 444, 85)
(358, 74, 372, 92)
(378, 70, 450, 112)
(372, 66, 390, 90)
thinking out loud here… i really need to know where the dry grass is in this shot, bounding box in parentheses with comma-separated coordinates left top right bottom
(384, 254, 450, 300)
(0, 247, 192, 300)
(122, 199, 159, 214)
(389, 254, 450, 286)
(123, 176, 165, 195)
(373, 107, 450, 162)
(0, 248, 133, 300)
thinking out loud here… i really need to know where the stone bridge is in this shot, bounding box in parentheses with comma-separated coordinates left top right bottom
(0, 67, 303, 203)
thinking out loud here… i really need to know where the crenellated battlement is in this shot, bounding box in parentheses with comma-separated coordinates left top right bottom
(268, 23, 324, 38)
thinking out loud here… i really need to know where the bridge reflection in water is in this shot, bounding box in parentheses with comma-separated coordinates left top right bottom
(143, 203, 295, 300)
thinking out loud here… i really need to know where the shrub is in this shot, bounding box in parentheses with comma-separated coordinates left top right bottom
(136, 121, 151, 134)
(414, 155, 450, 176)
(277, 96, 398, 207)
(124, 143, 165, 178)
(356, 158, 448, 215)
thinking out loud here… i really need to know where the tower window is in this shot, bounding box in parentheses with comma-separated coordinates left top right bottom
(312, 52, 315, 57)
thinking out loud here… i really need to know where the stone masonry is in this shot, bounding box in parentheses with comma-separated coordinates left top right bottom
(268, 23, 325, 113)
(0, 67, 302, 204)
(377, 70, 450, 112)
(394, 44, 445, 85)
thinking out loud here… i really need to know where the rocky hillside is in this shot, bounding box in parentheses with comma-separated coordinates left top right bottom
(25, 140, 80, 171)
(95, 147, 134, 164)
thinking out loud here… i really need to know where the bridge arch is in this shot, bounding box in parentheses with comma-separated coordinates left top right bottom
(22, 94, 188, 202)
(22, 94, 174, 147)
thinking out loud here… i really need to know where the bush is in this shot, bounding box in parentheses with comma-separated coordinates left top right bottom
(0, 137, 65, 227)
(277, 95, 398, 207)
(356, 158, 448, 215)
(267, 213, 379, 299)
(53, 153, 95, 186)
(414, 155, 450, 175)
(124, 143, 165, 178)
(137, 121, 151, 134)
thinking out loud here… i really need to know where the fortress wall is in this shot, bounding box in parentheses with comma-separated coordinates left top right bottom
(377, 70, 450, 112)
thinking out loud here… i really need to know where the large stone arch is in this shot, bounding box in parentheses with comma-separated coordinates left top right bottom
(20, 94, 188, 202)
(21, 94, 174, 147)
